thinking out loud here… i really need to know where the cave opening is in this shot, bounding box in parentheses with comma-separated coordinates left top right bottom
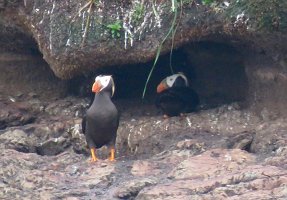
(181, 41, 249, 109)
(74, 41, 249, 112)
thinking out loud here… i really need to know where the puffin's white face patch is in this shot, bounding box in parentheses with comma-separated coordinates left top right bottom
(96, 75, 111, 89)
(166, 74, 178, 87)
(95, 75, 115, 96)
(165, 73, 189, 87)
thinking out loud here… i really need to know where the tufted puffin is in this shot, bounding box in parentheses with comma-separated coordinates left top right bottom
(82, 75, 119, 162)
(155, 73, 199, 117)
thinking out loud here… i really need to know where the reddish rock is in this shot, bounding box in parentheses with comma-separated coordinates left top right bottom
(131, 160, 162, 176)
(0, 96, 287, 200)
(114, 178, 157, 199)
(169, 149, 255, 180)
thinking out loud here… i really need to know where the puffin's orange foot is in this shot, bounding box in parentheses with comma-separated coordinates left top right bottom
(90, 158, 98, 162)
(109, 148, 116, 161)
(90, 148, 98, 162)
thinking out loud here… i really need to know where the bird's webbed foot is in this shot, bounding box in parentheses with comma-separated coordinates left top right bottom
(108, 147, 116, 161)
(90, 148, 98, 162)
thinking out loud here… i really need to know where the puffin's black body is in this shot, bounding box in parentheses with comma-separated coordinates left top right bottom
(84, 93, 119, 148)
(156, 87, 199, 117)
(82, 75, 119, 161)
(156, 73, 199, 117)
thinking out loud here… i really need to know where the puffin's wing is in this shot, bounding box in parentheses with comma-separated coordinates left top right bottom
(81, 115, 86, 134)
(176, 87, 199, 111)
(155, 89, 183, 107)
(82, 95, 95, 135)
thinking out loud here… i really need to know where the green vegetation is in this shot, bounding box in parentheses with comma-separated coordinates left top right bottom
(227, 0, 287, 32)
(106, 21, 122, 38)
(131, 2, 145, 25)
(202, 0, 214, 5)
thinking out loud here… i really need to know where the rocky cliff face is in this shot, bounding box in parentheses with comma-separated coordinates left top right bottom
(1, 0, 287, 79)
(1, 0, 287, 199)
(1, 0, 287, 114)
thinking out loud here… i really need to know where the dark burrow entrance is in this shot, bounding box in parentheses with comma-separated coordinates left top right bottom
(70, 41, 249, 111)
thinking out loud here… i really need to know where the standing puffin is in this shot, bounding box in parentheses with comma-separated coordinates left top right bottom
(155, 72, 199, 117)
(82, 75, 119, 162)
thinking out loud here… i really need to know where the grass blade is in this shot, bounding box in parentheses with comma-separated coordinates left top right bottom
(142, 0, 182, 98)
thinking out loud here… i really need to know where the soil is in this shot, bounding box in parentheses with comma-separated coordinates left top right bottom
(0, 49, 287, 199)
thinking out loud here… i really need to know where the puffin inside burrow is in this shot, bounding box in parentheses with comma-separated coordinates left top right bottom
(155, 72, 199, 118)
(82, 75, 119, 162)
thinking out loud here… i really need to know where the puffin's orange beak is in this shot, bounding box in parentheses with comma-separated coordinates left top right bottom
(157, 82, 167, 93)
(92, 81, 102, 93)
